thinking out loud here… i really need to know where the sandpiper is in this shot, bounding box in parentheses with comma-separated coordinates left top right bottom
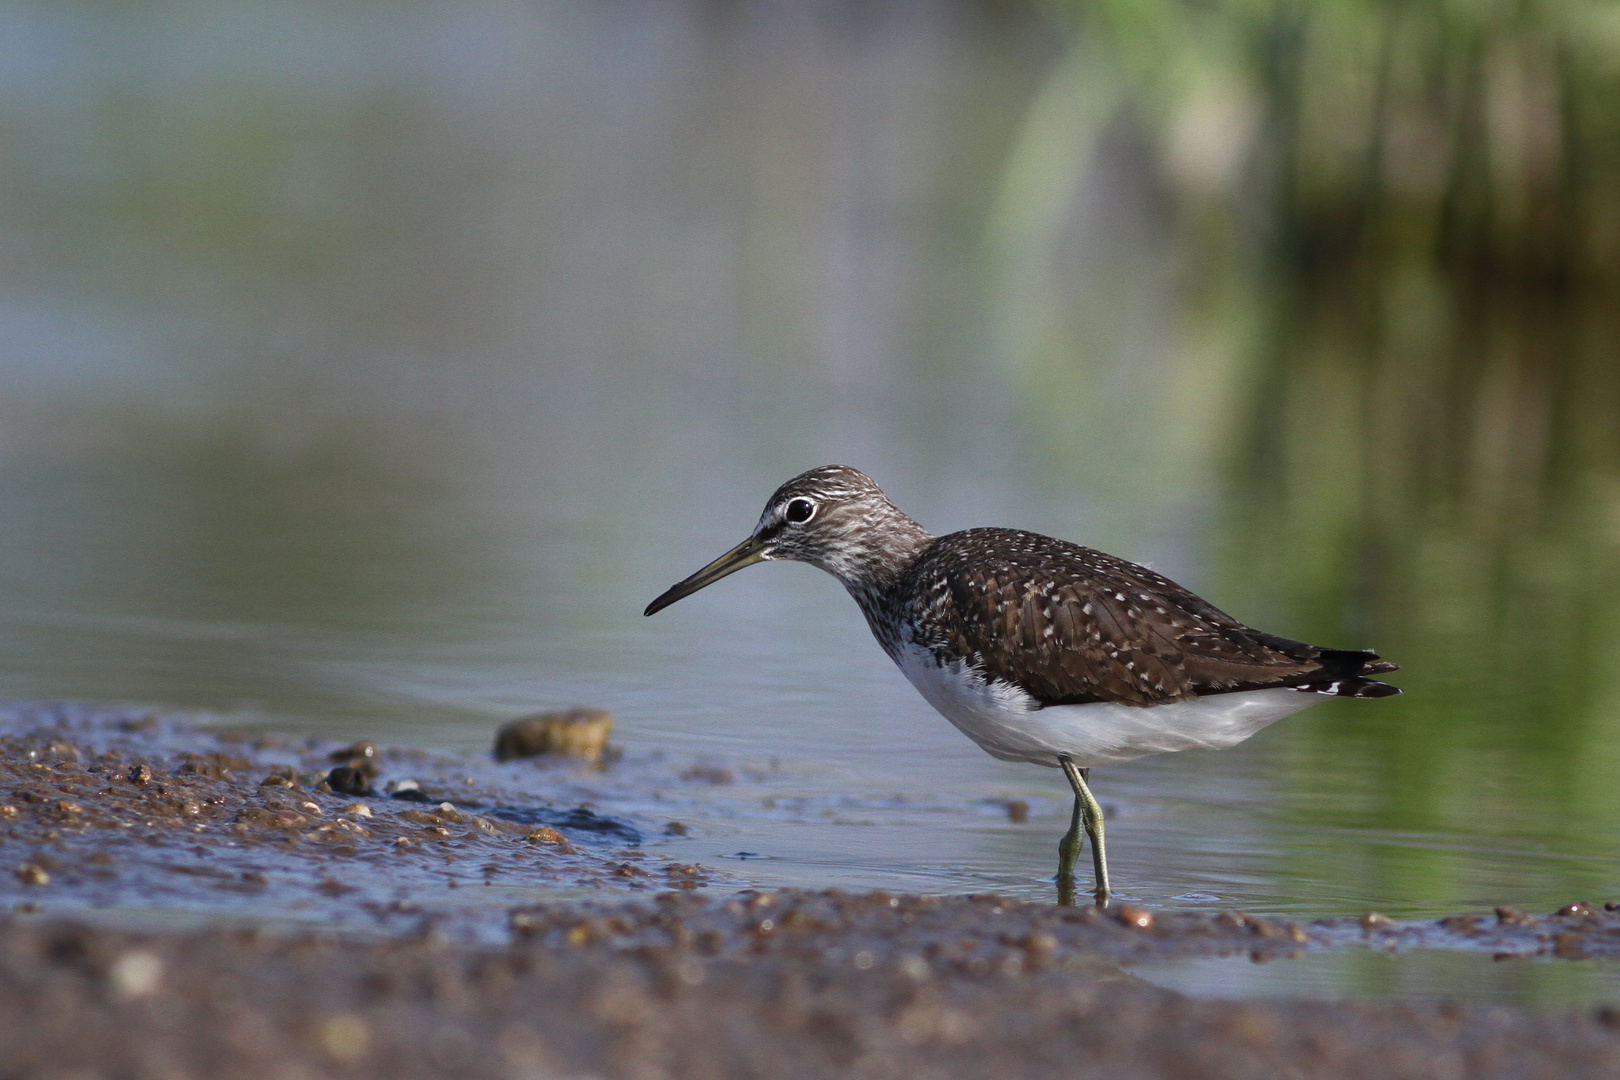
(645, 465, 1399, 905)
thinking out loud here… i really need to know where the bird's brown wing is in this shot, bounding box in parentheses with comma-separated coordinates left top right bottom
(904, 529, 1393, 707)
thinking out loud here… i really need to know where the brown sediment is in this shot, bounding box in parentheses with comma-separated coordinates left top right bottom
(0, 705, 707, 933)
(4, 907, 1620, 1080)
(6, 706, 1620, 1078)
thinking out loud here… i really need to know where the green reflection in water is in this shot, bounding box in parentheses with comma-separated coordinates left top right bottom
(1218, 290, 1620, 911)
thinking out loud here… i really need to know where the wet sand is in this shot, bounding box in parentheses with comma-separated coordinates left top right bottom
(5, 704, 1620, 1079)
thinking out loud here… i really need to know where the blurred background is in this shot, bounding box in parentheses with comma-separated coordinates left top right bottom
(3, 0, 1620, 925)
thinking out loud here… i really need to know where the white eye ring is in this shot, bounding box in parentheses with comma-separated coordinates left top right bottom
(784, 498, 815, 524)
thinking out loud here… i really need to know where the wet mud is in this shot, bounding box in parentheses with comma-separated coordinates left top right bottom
(0, 703, 706, 938)
(5, 704, 1620, 1079)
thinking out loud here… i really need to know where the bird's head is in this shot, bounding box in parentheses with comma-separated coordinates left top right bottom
(644, 465, 926, 615)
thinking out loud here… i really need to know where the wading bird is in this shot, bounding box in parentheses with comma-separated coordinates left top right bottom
(645, 466, 1399, 905)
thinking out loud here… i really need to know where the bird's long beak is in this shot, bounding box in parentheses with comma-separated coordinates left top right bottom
(644, 534, 770, 616)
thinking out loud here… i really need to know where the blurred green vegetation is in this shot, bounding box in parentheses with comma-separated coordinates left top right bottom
(1040, 0, 1620, 280)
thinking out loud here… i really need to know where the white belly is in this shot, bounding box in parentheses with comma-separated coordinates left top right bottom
(894, 642, 1322, 768)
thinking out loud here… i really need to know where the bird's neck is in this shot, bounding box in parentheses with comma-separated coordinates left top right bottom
(810, 507, 933, 650)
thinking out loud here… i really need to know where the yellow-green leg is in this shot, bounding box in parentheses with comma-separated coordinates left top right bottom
(1056, 756, 1110, 907)
(1056, 786, 1084, 907)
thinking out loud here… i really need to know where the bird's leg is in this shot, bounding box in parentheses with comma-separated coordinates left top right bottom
(1056, 782, 1083, 907)
(1059, 756, 1110, 907)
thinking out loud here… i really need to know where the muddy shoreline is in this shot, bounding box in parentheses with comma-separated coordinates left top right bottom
(5, 704, 1620, 1078)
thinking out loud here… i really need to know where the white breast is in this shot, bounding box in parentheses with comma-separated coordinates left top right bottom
(893, 641, 1322, 768)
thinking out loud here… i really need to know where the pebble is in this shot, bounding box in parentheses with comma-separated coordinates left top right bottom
(109, 950, 164, 999)
(317, 1015, 370, 1063)
(387, 779, 430, 802)
(325, 767, 373, 797)
(1496, 906, 1537, 926)
(1115, 906, 1153, 929)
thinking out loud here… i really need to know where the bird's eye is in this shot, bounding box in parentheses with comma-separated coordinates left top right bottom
(784, 498, 815, 524)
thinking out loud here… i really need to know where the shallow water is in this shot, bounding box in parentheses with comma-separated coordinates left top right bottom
(1130, 952, 1620, 1011)
(1, 0, 1619, 979)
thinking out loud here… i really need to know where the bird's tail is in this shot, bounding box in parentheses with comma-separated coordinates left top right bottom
(1301, 648, 1401, 697)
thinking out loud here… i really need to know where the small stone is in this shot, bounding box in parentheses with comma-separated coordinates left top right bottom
(109, 950, 164, 999)
(523, 827, 577, 853)
(328, 742, 378, 763)
(387, 779, 430, 802)
(665, 821, 689, 836)
(342, 804, 372, 818)
(1115, 906, 1152, 929)
(1360, 912, 1391, 931)
(128, 764, 153, 786)
(318, 1015, 370, 1063)
(1496, 906, 1537, 926)
(325, 766, 372, 797)
(1003, 800, 1029, 824)
(1021, 932, 1058, 966)
(316, 877, 354, 898)
(1553, 933, 1586, 959)
(898, 955, 930, 980)
(15, 863, 48, 886)
(259, 775, 295, 788)
(1556, 901, 1597, 918)
(494, 708, 613, 763)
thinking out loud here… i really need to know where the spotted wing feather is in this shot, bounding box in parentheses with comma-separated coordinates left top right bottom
(901, 529, 1398, 707)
